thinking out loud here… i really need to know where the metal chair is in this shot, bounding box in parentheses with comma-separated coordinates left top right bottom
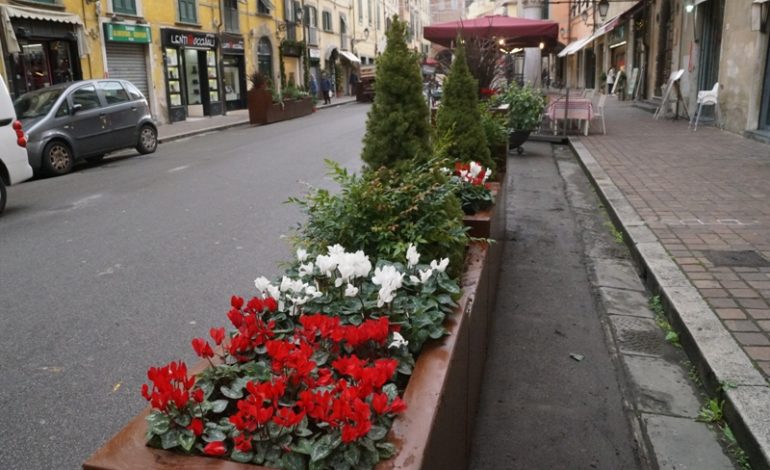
(689, 82, 720, 131)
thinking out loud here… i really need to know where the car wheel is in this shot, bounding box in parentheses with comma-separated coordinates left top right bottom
(42, 141, 74, 176)
(136, 125, 157, 154)
(0, 178, 6, 214)
(85, 154, 105, 163)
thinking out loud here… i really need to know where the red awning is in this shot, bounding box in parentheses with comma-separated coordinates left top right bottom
(424, 15, 559, 48)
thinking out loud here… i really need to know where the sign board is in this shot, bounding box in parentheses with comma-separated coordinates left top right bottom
(221, 34, 245, 54)
(161, 28, 217, 49)
(104, 23, 151, 44)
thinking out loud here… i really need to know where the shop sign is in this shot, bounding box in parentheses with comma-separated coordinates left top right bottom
(104, 23, 151, 44)
(308, 48, 321, 59)
(161, 28, 217, 49)
(221, 34, 245, 54)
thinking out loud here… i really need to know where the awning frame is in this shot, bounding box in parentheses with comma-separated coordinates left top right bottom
(1, 5, 89, 57)
(338, 50, 361, 64)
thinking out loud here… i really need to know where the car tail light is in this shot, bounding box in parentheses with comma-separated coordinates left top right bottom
(12, 120, 26, 148)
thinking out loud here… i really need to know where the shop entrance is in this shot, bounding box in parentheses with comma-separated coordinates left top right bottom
(222, 55, 246, 110)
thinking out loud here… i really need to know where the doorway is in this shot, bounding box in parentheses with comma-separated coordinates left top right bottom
(760, 41, 770, 131)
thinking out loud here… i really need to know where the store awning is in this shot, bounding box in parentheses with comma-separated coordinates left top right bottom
(1, 5, 89, 56)
(557, 0, 643, 58)
(338, 50, 361, 64)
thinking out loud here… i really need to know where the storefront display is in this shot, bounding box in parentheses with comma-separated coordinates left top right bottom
(161, 29, 223, 123)
(221, 34, 246, 111)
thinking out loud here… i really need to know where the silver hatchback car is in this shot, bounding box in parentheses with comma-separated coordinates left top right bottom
(14, 79, 157, 176)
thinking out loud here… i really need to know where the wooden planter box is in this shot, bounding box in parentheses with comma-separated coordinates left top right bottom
(83, 185, 507, 470)
(463, 178, 506, 240)
(248, 89, 313, 125)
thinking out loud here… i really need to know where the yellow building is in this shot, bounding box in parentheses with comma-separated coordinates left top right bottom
(0, 0, 285, 124)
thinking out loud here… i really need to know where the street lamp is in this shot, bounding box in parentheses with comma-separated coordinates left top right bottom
(581, 0, 610, 25)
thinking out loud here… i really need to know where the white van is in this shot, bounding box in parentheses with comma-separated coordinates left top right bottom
(0, 78, 33, 214)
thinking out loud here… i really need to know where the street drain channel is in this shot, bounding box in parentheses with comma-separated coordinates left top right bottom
(701, 249, 770, 268)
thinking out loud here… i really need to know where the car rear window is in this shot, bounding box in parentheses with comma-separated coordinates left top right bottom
(124, 82, 144, 101)
(98, 81, 130, 105)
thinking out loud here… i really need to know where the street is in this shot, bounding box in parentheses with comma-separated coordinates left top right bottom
(0, 104, 369, 470)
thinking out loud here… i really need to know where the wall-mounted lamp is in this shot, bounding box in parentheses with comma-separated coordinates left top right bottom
(539, 42, 545, 50)
(685, 1, 694, 13)
(581, 0, 610, 25)
(559, 27, 567, 39)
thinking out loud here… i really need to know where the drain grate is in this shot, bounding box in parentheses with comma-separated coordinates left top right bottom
(701, 250, 770, 268)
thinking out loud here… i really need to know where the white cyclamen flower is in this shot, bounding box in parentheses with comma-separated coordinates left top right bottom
(254, 276, 272, 293)
(327, 244, 346, 257)
(470, 161, 483, 179)
(298, 262, 315, 278)
(372, 265, 404, 307)
(315, 254, 338, 277)
(409, 275, 420, 284)
(296, 248, 308, 263)
(483, 167, 492, 183)
(419, 268, 433, 284)
(305, 285, 323, 298)
(344, 283, 359, 297)
(266, 284, 281, 300)
(338, 250, 372, 282)
(406, 243, 420, 269)
(430, 258, 450, 273)
(280, 276, 304, 293)
(388, 332, 409, 349)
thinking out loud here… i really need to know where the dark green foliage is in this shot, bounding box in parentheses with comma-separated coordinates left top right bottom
(435, 43, 492, 170)
(361, 16, 432, 170)
(290, 160, 468, 279)
(479, 103, 508, 171)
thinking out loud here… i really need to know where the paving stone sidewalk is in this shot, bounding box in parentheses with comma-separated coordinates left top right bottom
(571, 97, 770, 466)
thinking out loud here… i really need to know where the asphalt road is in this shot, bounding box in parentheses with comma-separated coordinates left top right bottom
(0, 103, 370, 470)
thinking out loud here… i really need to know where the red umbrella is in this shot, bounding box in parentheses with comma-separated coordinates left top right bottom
(424, 15, 559, 48)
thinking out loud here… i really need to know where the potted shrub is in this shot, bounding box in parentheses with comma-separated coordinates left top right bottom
(247, 71, 273, 125)
(495, 83, 545, 154)
(478, 103, 508, 174)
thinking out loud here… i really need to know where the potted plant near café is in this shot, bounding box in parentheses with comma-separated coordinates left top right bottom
(495, 83, 545, 155)
(247, 71, 273, 125)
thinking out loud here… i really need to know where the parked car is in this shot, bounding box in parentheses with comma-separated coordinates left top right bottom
(0, 78, 33, 214)
(14, 79, 158, 176)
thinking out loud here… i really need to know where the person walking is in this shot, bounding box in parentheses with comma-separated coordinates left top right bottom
(321, 73, 332, 105)
(349, 71, 359, 96)
(309, 74, 318, 101)
(606, 66, 616, 95)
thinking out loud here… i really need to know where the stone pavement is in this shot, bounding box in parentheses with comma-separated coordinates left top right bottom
(156, 95, 358, 143)
(570, 97, 770, 467)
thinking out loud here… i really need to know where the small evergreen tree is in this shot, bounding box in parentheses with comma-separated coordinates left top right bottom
(435, 42, 493, 169)
(361, 16, 431, 170)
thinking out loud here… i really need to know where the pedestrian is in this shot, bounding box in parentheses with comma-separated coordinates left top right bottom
(606, 66, 616, 95)
(321, 73, 332, 105)
(349, 70, 359, 96)
(309, 74, 318, 101)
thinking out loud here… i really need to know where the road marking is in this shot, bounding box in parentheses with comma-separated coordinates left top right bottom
(168, 165, 189, 173)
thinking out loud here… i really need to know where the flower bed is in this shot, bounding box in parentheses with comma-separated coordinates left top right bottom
(82, 242, 500, 470)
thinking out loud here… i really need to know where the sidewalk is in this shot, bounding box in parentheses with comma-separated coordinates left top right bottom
(570, 98, 770, 467)
(156, 96, 358, 144)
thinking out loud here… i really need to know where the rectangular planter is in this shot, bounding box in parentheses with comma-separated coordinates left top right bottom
(462, 177, 506, 241)
(83, 241, 499, 470)
(83, 182, 507, 470)
(248, 89, 313, 125)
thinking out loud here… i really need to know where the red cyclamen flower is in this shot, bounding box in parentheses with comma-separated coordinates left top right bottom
(210, 327, 226, 346)
(203, 441, 227, 456)
(191, 338, 214, 359)
(187, 417, 204, 436)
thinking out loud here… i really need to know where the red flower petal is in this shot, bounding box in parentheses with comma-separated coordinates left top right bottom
(203, 441, 227, 456)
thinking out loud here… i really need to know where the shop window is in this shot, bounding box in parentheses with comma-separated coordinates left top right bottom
(178, 0, 198, 24)
(257, 37, 273, 80)
(72, 85, 102, 111)
(322, 11, 333, 32)
(98, 81, 130, 105)
(224, 0, 239, 32)
(113, 0, 137, 15)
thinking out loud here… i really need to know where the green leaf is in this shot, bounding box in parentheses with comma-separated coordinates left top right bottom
(220, 385, 244, 399)
(203, 428, 226, 443)
(160, 429, 180, 450)
(282, 452, 307, 470)
(438, 276, 460, 294)
(311, 433, 342, 462)
(376, 441, 397, 459)
(146, 412, 171, 435)
(367, 425, 388, 441)
(231, 450, 255, 463)
(382, 383, 398, 400)
(293, 437, 314, 455)
(196, 379, 214, 398)
(344, 444, 361, 466)
(179, 431, 195, 452)
(174, 414, 191, 427)
(210, 399, 228, 413)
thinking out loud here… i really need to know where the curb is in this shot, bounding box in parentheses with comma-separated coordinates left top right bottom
(569, 137, 770, 470)
(158, 99, 359, 144)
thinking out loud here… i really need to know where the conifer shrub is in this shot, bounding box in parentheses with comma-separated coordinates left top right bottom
(435, 42, 493, 170)
(361, 16, 432, 170)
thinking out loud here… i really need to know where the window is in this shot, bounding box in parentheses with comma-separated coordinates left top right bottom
(367, 0, 372, 25)
(178, 0, 197, 23)
(55, 101, 70, 118)
(257, 37, 273, 79)
(224, 0, 239, 32)
(113, 0, 137, 15)
(358, 0, 363, 21)
(71, 85, 102, 111)
(258, 0, 271, 15)
(125, 82, 144, 101)
(340, 16, 347, 34)
(322, 11, 332, 31)
(304, 6, 318, 27)
(98, 81, 130, 105)
(376, 2, 380, 29)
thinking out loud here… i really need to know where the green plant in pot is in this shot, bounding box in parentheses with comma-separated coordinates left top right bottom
(496, 83, 545, 153)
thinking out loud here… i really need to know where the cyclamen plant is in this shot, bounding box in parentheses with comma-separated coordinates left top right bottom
(141, 244, 460, 469)
(451, 161, 494, 215)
